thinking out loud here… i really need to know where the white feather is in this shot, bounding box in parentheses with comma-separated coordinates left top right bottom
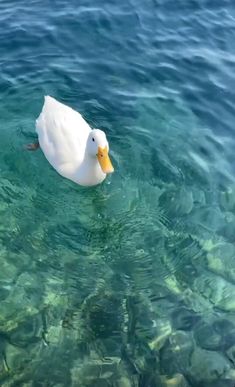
(36, 96, 109, 186)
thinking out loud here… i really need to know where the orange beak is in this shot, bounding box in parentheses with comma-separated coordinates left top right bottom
(97, 146, 114, 174)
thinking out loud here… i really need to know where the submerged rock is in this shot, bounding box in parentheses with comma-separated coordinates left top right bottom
(226, 345, 235, 365)
(219, 186, 235, 212)
(182, 288, 214, 314)
(83, 293, 124, 341)
(206, 241, 235, 283)
(149, 318, 172, 351)
(219, 215, 235, 243)
(0, 262, 18, 286)
(194, 320, 222, 350)
(158, 187, 194, 218)
(71, 357, 121, 387)
(4, 341, 40, 379)
(171, 306, 200, 331)
(164, 274, 184, 296)
(44, 324, 63, 346)
(8, 314, 42, 348)
(212, 318, 235, 349)
(193, 316, 235, 352)
(160, 373, 190, 387)
(114, 376, 133, 387)
(193, 272, 235, 312)
(190, 206, 225, 233)
(188, 347, 231, 385)
(191, 187, 206, 207)
(160, 331, 194, 375)
(0, 294, 39, 333)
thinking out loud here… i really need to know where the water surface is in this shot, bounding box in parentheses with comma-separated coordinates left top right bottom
(1, 0, 235, 386)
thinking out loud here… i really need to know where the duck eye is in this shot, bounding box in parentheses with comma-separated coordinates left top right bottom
(92, 137, 95, 142)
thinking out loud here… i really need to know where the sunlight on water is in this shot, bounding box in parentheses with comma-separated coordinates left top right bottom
(1, 0, 235, 386)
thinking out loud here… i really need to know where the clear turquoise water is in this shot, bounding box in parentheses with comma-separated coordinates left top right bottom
(1, 1, 235, 386)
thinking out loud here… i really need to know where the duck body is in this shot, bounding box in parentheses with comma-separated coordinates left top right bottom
(36, 96, 113, 186)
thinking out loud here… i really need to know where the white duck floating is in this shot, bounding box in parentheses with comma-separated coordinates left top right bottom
(28, 96, 114, 186)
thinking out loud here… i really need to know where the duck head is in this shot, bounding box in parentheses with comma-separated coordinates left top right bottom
(87, 129, 114, 174)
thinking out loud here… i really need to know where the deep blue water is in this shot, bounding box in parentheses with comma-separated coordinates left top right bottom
(1, 0, 235, 386)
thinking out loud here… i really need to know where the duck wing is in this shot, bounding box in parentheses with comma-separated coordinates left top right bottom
(36, 96, 91, 174)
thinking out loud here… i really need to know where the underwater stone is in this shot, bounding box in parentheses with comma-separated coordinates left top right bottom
(226, 345, 235, 365)
(14, 272, 43, 307)
(212, 318, 235, 349)
(225, 368, 235, 381)
(206, 242, 235, 283)
(114, 376, 132, 387)
(171, 306, 200, 331)
(83, 294, 124, 340)
(105, 184, 140, 216)
(4, 383, 34, 387)
(71, 357, 120, 387)
(160, 331, 194, 375)
(193, 272, 235, 312)
(44, 325, 62, 346)
(196, 377, 235, 387)
(188, 347, 231, 385)
(43, 290, 66, 308)
(9, 314, 42, 348)
(158, 187, 193, 217)
(160, 373, 190, 387)
(5, 343, 33, 372)
(182, 288, 213, 314)
(0, 337, 7, 381)
(194, 320, 222, 350)
(217, 207, 235, 235)
(219, 187, 235, 212)
(217, 293, 235, 312)
(149, 319, 172, 351)
(0, 262, 18, 285)
(191, 187, 206, 207)
(43, 274, 65, 302)
(0, 272, 43, 333)
(164, 275, 184, 295)
(0, 287, 10, 302)
(8, 250, 32, 272)
(190, 206, 225, 233)
(219, 215, 235, 243)
(0, 295, 39, 333)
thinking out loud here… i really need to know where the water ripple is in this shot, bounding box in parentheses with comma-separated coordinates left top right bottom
(0, 0, 235, 384)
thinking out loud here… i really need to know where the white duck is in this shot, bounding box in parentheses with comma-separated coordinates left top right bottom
(27, 96, 114, 186)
